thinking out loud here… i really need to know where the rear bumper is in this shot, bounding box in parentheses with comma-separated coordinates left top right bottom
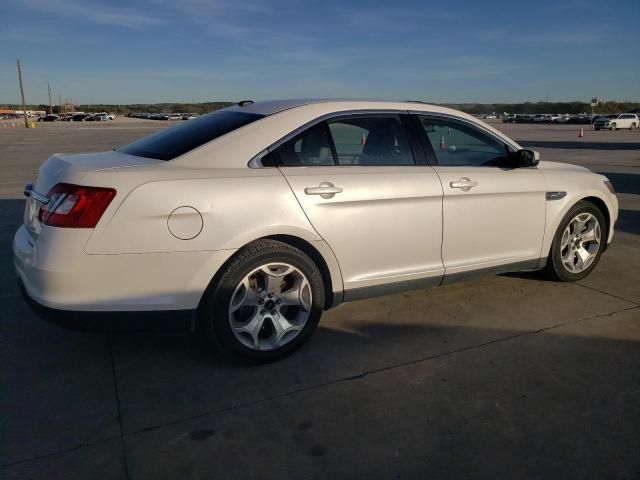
(13, 224, 235, 314)
(18, 278, 194, 332)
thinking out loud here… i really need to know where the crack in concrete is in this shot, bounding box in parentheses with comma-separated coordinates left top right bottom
(108, 336, 130, 480)
(575, 282, 639, 306)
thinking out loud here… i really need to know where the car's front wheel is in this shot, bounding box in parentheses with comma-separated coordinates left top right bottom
(544, 201, 606, 282)
(610, 123, 617, 131)
(200, 239, 325, 362)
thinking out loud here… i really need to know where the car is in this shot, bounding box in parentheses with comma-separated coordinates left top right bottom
(15, 99, 618, 362)
(72, 114, 89, 122)
(594, 113, 638, 131)
(167, 114, 182, 121)
(93, 114, 109, 122)
(533, 114, 551, 123)
(502, 114, 517, 123)
(38, 115, 59, 122)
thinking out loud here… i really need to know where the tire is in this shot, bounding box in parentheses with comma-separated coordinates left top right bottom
(595, 127, 600, 131)
(610, 123, 616, 131)
(630, 123, 636, 131)
(199, 239, 325, 363)
(543, 201, 606, 282)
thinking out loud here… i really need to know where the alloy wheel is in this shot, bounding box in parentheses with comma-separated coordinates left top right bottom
(560, 213, 601, 274)
(228, 263, 312, 351)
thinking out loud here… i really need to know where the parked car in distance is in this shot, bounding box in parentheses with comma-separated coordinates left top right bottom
(72, 114, 89, 122)
(38, 115, 59, 122)
(15, 99, 619, 362)
(594, 113, 638, 131)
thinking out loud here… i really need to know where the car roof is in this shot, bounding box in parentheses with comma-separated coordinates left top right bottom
(225, 99, 454, 116)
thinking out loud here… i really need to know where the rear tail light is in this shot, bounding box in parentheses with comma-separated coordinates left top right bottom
(39, 183, 116, 228)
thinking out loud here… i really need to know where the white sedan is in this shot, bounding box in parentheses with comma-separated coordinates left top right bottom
(14, 100, 618, 361)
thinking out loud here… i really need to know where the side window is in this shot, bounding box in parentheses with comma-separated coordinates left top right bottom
(276, 123, 335, 166)
(418, 116, 510, 167)
(327, 116, 415, 166)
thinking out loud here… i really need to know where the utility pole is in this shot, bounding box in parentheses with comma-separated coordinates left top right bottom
(58, 94, 62, 114)
(47, 82, 53, 114)
(16, 59, 29, 128)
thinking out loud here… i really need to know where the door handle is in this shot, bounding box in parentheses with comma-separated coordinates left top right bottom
(304, 182, 343, 199)
(449, 177, 478, 192)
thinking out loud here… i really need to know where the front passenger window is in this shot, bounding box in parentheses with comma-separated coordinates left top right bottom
(418, 116, 510, 167)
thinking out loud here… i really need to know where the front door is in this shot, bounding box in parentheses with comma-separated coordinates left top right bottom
(415, 115, 547, 278)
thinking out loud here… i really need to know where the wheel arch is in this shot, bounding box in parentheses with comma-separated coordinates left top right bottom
(580, 196, 611, 242)
(541, 191, 615, 261)
(197, 234, 343, 312)
(262, 234, 341, 310)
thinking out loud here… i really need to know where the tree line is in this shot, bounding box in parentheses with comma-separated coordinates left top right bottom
(2, 100, 639, 116)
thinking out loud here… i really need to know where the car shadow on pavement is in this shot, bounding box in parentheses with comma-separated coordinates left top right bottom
(519, 140, 640, 151)
(592, 172, 640, 195)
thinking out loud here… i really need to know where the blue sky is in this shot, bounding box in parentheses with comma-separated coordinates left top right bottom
(1, 0, 639, 104)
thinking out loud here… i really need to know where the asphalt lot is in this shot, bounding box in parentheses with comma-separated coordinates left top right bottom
(1, 118, 639, 479)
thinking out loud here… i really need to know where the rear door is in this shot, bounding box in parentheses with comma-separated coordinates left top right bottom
(413, 114, 547, 279)
(273, 113, 444, 297)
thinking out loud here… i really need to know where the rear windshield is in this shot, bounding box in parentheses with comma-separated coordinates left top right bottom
(118, 110, 264, 160)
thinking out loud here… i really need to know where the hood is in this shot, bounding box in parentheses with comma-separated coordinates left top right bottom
(537, 161, 592, 174)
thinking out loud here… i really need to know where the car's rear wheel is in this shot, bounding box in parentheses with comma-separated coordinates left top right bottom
(630, 123, 637, 131)
(544, 201, 606, 282)
(610, 123, 616, 131)
(200, 239, 324, 362)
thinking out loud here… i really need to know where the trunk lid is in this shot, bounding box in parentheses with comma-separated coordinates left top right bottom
(33, 150, 158, 195)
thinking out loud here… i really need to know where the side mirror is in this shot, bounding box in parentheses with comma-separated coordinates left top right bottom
(515, 149, 539, 167)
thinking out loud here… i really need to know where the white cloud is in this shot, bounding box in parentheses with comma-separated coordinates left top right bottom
(17, 0, 167, 27)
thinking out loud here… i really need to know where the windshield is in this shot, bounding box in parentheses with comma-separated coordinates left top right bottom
(119, 109, 264, 160)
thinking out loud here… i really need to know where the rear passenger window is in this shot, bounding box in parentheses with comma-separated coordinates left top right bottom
(328, 116, 415, 166)
(277, 123, 335, 166)
(119, 110, 263, 161)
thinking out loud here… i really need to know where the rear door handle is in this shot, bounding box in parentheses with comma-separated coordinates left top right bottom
(304, 182, 343, 199)
(449, 177, 478, 192)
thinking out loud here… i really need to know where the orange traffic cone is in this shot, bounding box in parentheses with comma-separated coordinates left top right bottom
(578, 128, 584, 138)
(360, 132, 366, 145)
(11, 122, 16, 128)
(439, 136, 446, 150)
